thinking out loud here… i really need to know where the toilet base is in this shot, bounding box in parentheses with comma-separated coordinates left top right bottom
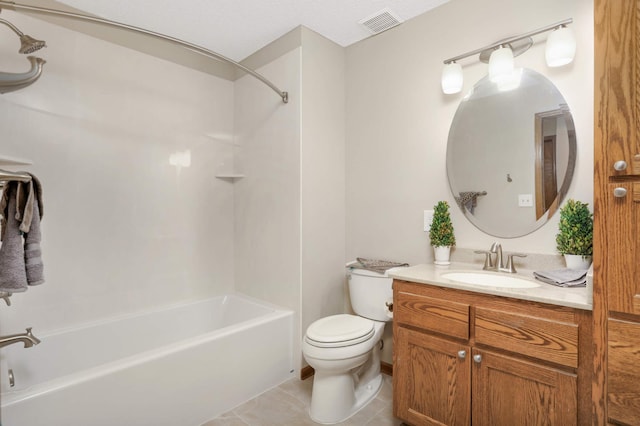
(308, 371, 383, 424)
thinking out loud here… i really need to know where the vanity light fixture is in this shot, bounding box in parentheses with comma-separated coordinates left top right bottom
(441, 18, 574, 94)
(441, 61, 463, 94)
(488, 45, 514, 83)
(545, 25, 577, 67)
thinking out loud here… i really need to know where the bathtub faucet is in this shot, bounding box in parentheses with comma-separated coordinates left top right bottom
(0, 327, 41, 349)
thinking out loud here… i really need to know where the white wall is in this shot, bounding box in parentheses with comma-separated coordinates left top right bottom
(0, 12, 236, 333)
(345, 0, 593, 265)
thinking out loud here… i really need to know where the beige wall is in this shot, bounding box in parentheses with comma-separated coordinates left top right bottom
(345, 0, 593, 364)
(234, 27, 347, 372)
(300, 28, 347, 367)
(345, 0, 593, 266)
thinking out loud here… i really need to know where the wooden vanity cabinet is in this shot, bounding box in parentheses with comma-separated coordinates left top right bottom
(392, 280, 592, 426)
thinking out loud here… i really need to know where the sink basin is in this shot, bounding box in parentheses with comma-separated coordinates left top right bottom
(441, 272, 539, 288)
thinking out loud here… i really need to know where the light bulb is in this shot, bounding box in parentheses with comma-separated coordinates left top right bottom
(546, 25, 576, 67)
(488, 45, 514, 83)
(441, 62, 463, 94)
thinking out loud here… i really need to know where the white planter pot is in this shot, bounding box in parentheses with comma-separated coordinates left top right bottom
(564, 254, 592, 270)
(434, 246, 451, 266)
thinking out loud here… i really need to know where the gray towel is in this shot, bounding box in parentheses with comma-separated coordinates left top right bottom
(355, 258, 409, 275)
(24, 199, 44, 286)
(533, 269, 587, 287)
(0, 184, 28, 292)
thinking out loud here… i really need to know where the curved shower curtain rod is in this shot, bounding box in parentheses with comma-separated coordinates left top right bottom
(0, 0, 289, 103)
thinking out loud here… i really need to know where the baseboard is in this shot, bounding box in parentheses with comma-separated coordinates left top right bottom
(380, 361, 393, 376)
(300, 362, 393, 380)
(300, 365, 314, 380)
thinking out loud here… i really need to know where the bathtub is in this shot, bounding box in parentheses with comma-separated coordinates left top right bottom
(0, 294, 294, 426)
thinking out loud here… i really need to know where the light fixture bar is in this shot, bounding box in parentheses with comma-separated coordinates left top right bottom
(443, 18, 573, 64)
(0, 0, 289, 103)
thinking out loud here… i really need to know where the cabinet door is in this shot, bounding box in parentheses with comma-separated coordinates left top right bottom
(606, 182, 640, 315)
(595, 0, 640, 176)
(472, 349, 577, 426)
(394, 326, 470, 426)
(608, 318, 640, 425)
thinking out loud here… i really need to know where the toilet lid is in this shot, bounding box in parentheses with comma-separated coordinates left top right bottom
(305, 314, 375, 348)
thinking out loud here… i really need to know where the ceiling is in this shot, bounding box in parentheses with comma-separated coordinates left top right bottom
(51, 0, 449, 62)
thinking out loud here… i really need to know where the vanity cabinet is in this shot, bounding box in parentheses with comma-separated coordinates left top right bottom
(393, 280, 592, 426)
(594, 0, 640, 423)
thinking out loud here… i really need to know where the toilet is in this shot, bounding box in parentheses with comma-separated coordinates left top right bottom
(302, 266, 397, 424)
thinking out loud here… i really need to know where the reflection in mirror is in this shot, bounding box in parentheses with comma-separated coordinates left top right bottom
(446, 68, 576, 238)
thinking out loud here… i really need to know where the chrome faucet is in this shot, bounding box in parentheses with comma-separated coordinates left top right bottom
(475, 242, 527, 273)
(0, 327, 41, 349)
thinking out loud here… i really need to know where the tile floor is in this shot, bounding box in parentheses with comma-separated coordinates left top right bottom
(202, 374, 404, 426)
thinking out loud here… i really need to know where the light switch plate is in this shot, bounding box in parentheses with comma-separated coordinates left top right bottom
(518, 194, 533, 207)
(424, 210, 434, 232)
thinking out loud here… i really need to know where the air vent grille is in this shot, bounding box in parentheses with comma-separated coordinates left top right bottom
(359, 8, 403, 35)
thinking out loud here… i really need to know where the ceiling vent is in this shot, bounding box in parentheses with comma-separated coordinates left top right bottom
(358, 8, 403, 35)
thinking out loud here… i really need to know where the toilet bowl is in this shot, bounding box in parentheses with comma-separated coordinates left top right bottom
(302, 267, 398, 424)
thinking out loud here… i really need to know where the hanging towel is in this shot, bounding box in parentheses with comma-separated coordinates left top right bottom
(355, 258, 409, 275)
(0, 184, 28, 292)
(24, 199, 44, 286)
(15, 173, 44, 233)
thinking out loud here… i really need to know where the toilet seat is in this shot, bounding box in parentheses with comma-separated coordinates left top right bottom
(305, 314, 374, 348)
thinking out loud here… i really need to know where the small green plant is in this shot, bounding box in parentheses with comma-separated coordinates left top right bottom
(556, 199, 593, 256)
(429, 201, 456, 247)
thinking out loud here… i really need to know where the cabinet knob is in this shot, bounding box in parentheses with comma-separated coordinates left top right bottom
(613, 187, 628, 198)
(473, 354, 482, 363)
(614, 160, 628, 171)
(457, 350, 466, 359)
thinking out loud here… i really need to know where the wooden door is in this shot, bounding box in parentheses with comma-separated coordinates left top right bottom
(594, 0, 640, 422)
(393, 327, 470, 426)
(472, 349, 577, 426)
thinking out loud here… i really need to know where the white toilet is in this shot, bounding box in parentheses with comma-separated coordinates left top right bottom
(302, 267, 397, 424)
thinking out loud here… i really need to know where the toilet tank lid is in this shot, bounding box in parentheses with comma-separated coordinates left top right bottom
(347, 266, 405, 278)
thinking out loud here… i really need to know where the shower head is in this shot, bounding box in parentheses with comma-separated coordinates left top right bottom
(18, 34, 46, 54)
(0, 18, 46, 54)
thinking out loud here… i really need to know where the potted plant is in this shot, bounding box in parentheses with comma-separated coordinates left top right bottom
(556, 199, 593, 270)
(429, 201, 456, 265)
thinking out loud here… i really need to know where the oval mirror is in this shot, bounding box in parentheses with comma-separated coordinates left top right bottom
(446, 68, 576, 238)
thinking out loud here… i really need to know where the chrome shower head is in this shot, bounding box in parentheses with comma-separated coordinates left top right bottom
(0, 18, 46, 54)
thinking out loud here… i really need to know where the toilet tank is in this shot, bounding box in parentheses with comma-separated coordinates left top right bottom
(348, 268, 398, 321)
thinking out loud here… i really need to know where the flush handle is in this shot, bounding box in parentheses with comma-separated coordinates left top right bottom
(614, 160, 628, 171)
(613, 187, 628, 198)
(457, 350, 466, 359)
(473, 354, 482, 363)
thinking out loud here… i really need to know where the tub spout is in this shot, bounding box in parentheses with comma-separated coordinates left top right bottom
(0, 56, 46, 94)
(0, 327, 41, 349)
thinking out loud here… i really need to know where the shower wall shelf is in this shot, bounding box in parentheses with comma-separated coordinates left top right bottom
(0, 155, 32, 166)
(215, 174, 245, 181)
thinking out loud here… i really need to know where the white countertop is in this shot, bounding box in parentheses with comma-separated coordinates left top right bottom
(388, 262, 593, 311)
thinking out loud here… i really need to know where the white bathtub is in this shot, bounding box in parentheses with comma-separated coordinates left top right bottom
(0, 294, 294, 426)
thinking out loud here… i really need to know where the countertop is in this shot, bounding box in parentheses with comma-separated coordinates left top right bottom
(388, 262, 593, 311)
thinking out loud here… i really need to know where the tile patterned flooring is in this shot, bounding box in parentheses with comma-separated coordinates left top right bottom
(202, 374, 404, 426)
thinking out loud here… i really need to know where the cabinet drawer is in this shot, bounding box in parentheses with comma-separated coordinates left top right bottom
(474, 308, 579, 368)
(395, 291, 470, 340)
